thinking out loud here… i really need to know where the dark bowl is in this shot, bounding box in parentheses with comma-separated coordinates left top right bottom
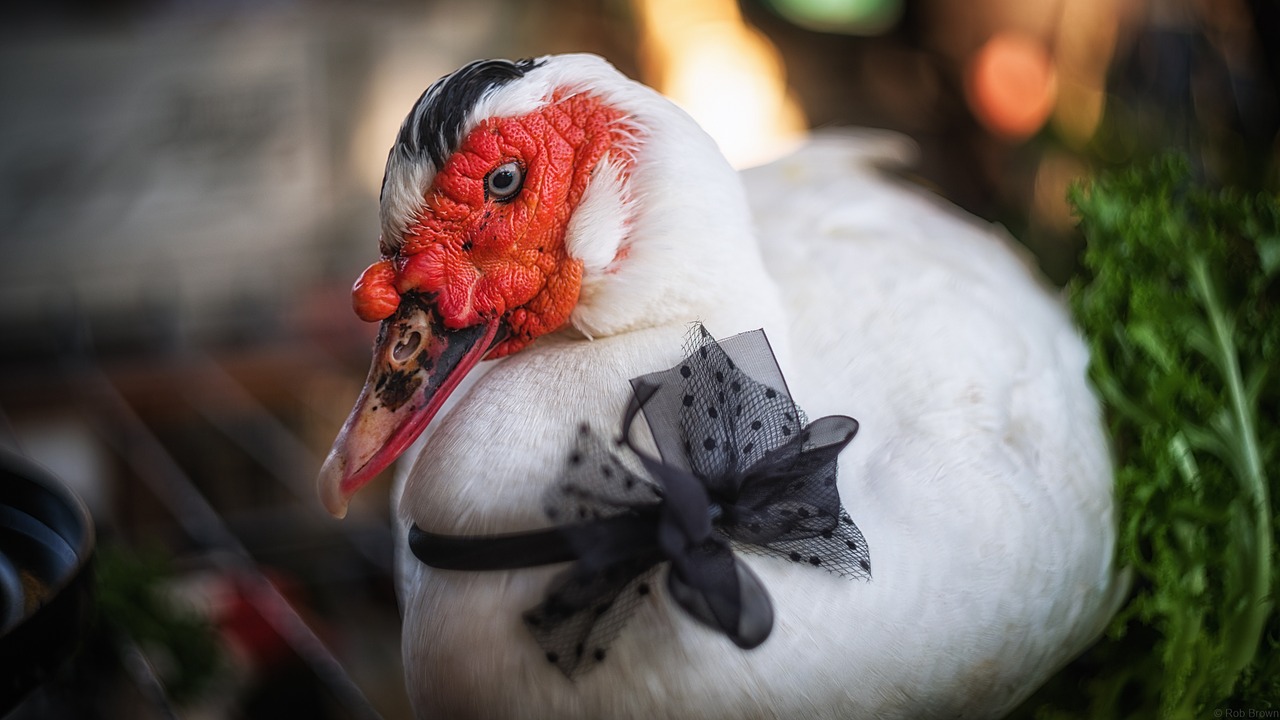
(0, 450, 95, 713)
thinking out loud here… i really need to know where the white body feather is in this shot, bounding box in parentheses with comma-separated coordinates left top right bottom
(392, 55, 1118, 719)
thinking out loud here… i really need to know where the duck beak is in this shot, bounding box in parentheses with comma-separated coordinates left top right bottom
(318, 294, 502, 518)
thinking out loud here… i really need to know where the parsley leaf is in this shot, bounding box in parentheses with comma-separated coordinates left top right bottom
(1019, 155, 1279, 717)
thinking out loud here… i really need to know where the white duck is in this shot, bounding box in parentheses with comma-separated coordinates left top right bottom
(318, 53, 1120, 719)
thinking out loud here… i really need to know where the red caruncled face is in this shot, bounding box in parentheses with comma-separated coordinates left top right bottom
(354, 93, 629, 357)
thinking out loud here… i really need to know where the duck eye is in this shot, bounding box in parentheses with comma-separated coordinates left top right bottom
(486, 161, 524, 201)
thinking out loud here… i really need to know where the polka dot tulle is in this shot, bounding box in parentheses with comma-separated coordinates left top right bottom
(523, 324, 871, 678)
(524, 425, 666, 678)
(633, 325, 871, 581)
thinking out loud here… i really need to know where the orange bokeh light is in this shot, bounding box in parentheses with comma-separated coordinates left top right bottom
(966, 32, 1058, 140)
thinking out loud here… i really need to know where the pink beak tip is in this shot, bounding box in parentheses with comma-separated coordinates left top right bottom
(318, 450, 353, 519)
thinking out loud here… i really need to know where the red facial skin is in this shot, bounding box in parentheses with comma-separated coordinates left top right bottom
(354, 93, 630, 356)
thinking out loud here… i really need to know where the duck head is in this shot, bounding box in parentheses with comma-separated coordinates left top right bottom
(318, 54, 767, 517)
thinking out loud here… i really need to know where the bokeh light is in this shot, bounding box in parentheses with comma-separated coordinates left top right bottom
(966, 32, 1058, 140)
(635, 0, 806, 168)
(761, 0, 903, 35)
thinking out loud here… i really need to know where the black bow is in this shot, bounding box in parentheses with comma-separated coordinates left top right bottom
(409, 325, 870, 678)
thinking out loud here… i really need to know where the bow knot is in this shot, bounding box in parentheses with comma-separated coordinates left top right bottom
(523, 325, 870, 677)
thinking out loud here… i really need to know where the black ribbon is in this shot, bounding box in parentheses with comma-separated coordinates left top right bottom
(409, 325, 870, 677)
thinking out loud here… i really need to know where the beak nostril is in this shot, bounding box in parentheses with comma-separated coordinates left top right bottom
(393, 331, 423, 363)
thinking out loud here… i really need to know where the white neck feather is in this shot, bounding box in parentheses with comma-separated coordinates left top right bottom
(540, 55, 785, 343)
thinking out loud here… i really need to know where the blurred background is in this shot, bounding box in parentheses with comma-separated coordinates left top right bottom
(0, 0, 1275, 717)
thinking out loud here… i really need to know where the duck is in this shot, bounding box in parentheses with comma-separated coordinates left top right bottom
(316, 53, 1121, 719)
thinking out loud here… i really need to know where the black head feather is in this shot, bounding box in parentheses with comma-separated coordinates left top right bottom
(385, 57, 543, 187)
